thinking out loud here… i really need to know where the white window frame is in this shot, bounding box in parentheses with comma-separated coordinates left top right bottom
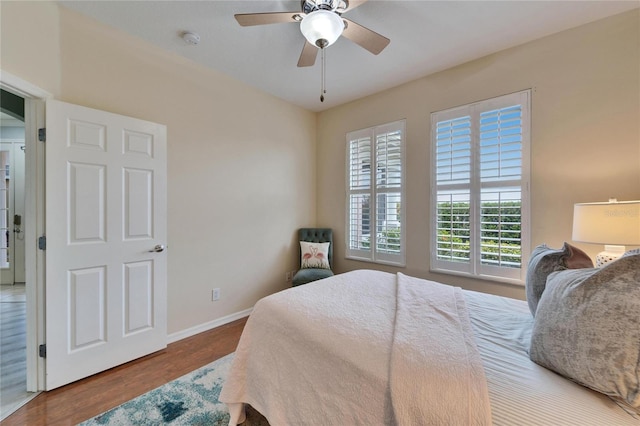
(430, 90, 531, 284)
(346, 120, 406, 266)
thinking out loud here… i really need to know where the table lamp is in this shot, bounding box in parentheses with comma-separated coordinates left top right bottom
(572, 199, 640, 267)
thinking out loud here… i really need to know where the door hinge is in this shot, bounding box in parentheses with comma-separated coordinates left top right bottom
(38, 235, 46, 250)
(38, 128, 46, 142)
(39, 344, 46, 358)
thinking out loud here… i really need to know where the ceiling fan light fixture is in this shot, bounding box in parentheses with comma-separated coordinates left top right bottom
(300, 10, 344, 48)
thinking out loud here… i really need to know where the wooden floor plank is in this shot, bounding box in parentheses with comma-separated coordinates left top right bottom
(2, 317, 247, 425)
(0, 284, 28, 422)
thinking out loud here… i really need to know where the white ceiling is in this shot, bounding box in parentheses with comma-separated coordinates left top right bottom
(58, 1, 638, 112)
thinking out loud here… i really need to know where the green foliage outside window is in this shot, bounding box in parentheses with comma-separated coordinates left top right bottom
(378, 228, 401, 253)
(437, 201, 522, 267)
(359, 228, 401, 253)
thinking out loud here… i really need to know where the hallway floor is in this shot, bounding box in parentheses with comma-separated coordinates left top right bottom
(0, 283, 37, 421)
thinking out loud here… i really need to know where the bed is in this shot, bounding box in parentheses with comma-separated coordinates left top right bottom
(219, 269, 639, 425)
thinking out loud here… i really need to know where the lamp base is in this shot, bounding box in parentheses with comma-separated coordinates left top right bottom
(595, 245, 626, 268)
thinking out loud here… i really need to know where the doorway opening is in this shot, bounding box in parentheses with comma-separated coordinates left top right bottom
(0, 88, 34, 420)
(1, 113, 26, 282)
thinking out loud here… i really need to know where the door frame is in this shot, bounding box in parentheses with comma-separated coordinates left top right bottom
(0, 69, 51, 391)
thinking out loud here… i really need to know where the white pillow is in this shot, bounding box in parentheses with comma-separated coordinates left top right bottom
(300, 241, 330, 270)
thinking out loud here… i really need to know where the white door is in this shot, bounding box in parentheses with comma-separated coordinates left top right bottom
(45, 100, 167, 390)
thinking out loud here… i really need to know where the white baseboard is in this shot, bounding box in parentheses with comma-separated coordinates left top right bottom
(167, 308, 253, 344)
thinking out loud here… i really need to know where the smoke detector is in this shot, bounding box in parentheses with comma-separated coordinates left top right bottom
(182, 31, 200, 45)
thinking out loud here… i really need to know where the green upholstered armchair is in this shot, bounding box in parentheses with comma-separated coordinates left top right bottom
(292, 228, 334, 286)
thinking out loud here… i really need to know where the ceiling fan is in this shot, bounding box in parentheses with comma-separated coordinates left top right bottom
(234, 0, 390, 68)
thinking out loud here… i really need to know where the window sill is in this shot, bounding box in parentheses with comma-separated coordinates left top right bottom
(429, 267, 524, 287)
(345, 255, 406, 268)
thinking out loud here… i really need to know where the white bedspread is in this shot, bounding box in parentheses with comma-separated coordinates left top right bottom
(391, 273, 491, 425)
(220, 270, 639, 425)
(220, 270, 492, 425)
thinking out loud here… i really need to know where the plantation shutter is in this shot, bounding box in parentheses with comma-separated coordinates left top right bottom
(478, 104, 524, 278)
(434, 114, 472, 274)
(374, 122, 404, 263)
(431, 90, 530, 283)
(347, 131, 372, 258)
(346, 120, 405, 265)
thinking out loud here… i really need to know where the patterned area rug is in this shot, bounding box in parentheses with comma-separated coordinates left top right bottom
(80, 353, 269, 426)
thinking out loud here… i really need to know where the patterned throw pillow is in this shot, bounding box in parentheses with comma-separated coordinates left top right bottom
(530, 253, 640, 414)
(300, 241, 331, 270)
(525, 243, 593, 316)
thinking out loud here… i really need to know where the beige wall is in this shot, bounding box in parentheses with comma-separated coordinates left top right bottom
(1, 3, 317, 334)
(317, 10, 640, 300)
(0, 1, 62, 97)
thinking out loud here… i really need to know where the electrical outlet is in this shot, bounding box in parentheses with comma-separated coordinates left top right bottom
(212, 288, 220, 301)
(285, 271, 292, 282)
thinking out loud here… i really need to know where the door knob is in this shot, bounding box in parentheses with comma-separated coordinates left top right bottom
(149, 244, 165, 253)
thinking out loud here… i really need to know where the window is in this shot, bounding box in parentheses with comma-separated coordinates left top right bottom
(431, 90, 530, 283)
(346, 120, 405, 265)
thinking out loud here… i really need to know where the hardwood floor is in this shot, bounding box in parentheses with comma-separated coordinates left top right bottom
(1, 317, 247, 425)
(0, 283, 32, 422)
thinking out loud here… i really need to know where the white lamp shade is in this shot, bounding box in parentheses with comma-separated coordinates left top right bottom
(300, 10, 344, 48)
(572, 200, 640, 245)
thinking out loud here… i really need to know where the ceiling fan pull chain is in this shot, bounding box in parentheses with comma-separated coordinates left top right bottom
(320, 48, 326, 102)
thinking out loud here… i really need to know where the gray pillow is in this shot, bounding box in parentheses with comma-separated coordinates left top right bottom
(622, 248, 640, 258)
(529, 254, 640, 413)
(525, 243, 593, 315)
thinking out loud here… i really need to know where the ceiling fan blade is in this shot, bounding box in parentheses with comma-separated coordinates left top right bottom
(343, 0, 369, 12)
(342, 18, 390, 55)
(235, 12, 302, 27)
(298, 41, 318, 67)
